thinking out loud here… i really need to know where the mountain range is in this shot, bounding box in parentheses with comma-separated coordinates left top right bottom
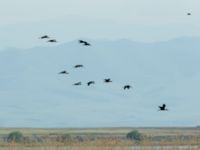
(0, 37, 200, 127)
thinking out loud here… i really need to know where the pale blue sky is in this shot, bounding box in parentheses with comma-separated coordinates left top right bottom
(0, 0, 200, 127)
(0, 0, 198, 25)
(0, 0, 200, 48)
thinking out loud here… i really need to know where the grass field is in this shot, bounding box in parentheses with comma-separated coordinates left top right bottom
(0, 127, 199, 149)
(0, 127, 200, 135)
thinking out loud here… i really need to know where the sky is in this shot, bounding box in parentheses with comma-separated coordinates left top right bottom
(0, 0, 199, 25)
(0, 0, 200, 49)
(0, 0, 200, 127)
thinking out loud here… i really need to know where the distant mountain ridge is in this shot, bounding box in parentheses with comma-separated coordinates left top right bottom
(0, 14, 199, 49)
(0, 37, 200, 127)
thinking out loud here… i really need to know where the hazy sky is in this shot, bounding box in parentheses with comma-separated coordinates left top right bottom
(0, 0, 200, 127)
(0, 0, 199, 25)
(0, 0, 200, 48)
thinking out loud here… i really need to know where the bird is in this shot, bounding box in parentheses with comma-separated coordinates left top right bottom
(74, 64, 84, 68)
(83, 42, 91, 46)
(40, 35, 50, 39)
(59, 70, 69, 74)
(104, 78, 112, 83)
(123, 85, 132, 90)
(187, 13, 191, 16)
(47, 39, 57, 43)
(73, 82, 82, 86)
(158, 104, 168, 111)
(79, 40, 91, 46)
(87, 81, 95, 86)
(79, 40, 85, 43)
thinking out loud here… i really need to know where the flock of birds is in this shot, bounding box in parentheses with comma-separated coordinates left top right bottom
(39, 35, 169, 111)
(40, 35, 132, 90)
(39, 12, 192, 112)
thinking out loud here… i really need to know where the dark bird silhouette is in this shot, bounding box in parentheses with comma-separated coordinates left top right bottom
(48, 39, 57, 43)
(74, 64, 84, 68)
(83, 42, 91, 46)
(59, 70, 69, 74)
(123, 85, 132, 90)
(104, 78, 112, 83)
(158, 104, 168, 111)
(79, 40, 91, 46)
(187, 13, 191, 15)
(40, 35, 50, 39)
(87, 81, 95, 86)
(73, 82, 82, 86)
(79, 40, 85, 43)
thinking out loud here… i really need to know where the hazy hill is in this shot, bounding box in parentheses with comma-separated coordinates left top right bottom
(0, 37, 200, 127)
(0, 15, 199, 49)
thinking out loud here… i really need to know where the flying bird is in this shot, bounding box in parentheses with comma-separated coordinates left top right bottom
(79, 40, 91, 46)
(87, 81, 95, 86)
(40, 35, 50, 39)
(59, 71, 69, 74)
(74, 64, 84, 68)
(187, 13, 191, 16)
(73, 82, 82, 86)
(79, 40, 85, 43)
(123, 85, 132, 90)
(104, 79, 112, 83)
(48, 39, 57, 43)
(83, 42, 91, 46)
(158, 104, 168, 111)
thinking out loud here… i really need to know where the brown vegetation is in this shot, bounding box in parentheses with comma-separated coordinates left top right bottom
(0, 128, 199, 149)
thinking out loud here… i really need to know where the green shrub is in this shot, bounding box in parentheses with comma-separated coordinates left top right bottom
(126, 130, 143, 141)
(7, 131, 24, 143)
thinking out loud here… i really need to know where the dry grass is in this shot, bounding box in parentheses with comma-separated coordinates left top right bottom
(0, 139, 199, 150)
(0, 128, 199, 150)
(0, 127, 199, 136)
